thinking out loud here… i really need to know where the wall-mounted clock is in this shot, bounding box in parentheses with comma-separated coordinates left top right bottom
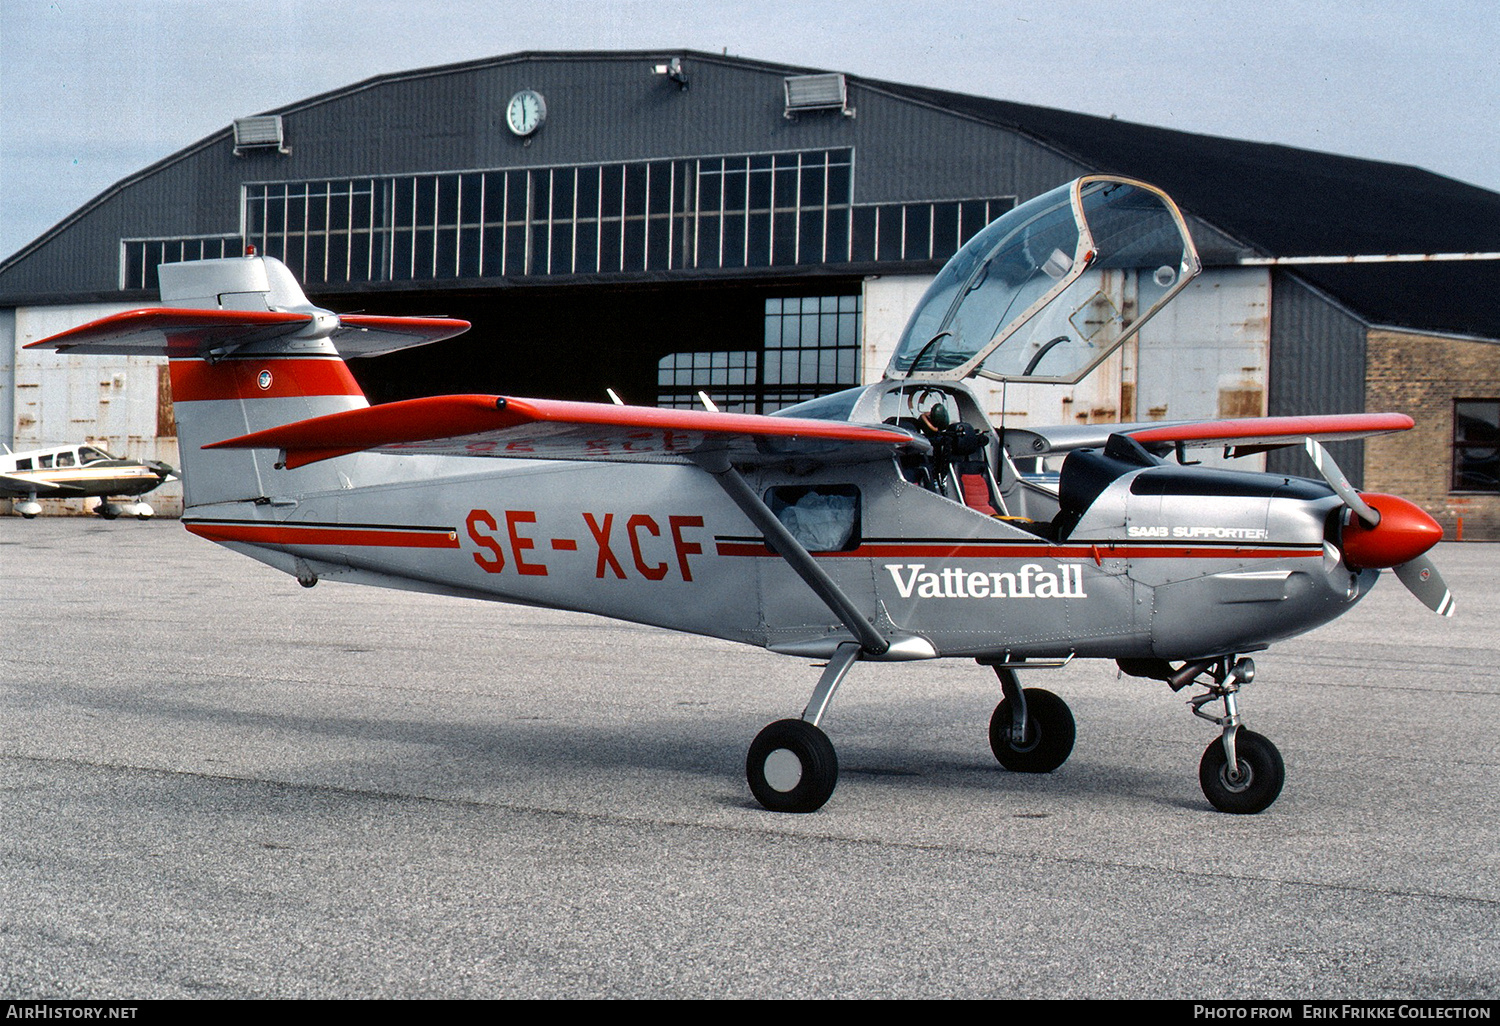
(506, 89, 547, 137)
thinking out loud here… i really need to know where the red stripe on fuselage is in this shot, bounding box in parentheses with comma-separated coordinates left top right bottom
(185, 521, 459, 549)
(168, 357, 363, 402)
(714, 540, 1321, 560)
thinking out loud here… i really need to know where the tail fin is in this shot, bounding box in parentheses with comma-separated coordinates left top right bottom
(27, 255, 468, 511)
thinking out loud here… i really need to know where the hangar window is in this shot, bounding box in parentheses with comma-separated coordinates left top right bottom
(1453, 399, 1500, 492)
(126, 152, 1011, 290)
(235, 150, 861, 284)
(120, 234, 245, 291)
(692, 150, 854, 267)
(658, 351, 760, 411)
(657, 294, 861, 413)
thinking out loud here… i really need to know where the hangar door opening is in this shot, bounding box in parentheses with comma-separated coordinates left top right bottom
(326, 281, 864, 413)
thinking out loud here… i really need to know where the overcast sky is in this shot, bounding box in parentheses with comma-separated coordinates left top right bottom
(3, 0, 1497, 261)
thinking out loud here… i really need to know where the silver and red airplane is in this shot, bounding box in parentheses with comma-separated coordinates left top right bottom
(28, 176, 1453, 814)
(1, 442, 175, 518)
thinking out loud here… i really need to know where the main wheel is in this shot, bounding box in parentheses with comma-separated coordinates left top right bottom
(96, 505, 119, 520)
(989, 688, 1075, 773)
(1199, 730, 1285, 814)
(746, 719, 838, 813)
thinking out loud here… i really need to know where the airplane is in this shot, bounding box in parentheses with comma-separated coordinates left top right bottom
(1, 442, 176, 519)
(26, 175, 1454, 815)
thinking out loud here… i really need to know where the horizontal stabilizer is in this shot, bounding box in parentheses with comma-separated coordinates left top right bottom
(1128, 413, 1414, 450)
(26, 308, 313, 357)
(206, 394, 922, 470)
(327, 315, 474, 358)
(26, 308, 469, 360)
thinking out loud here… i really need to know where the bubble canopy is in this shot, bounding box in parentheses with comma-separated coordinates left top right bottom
(885, 177, 1201, 384)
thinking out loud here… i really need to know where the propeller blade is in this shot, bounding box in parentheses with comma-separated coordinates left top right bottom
(1304, 439, 1379, 527)
(1393, 555, 1455, 617)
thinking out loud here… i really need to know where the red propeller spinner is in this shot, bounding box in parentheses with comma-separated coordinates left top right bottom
(1338, 493, 1444, 570)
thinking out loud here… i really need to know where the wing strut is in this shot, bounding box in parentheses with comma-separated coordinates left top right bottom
(691, 450, 890, 657)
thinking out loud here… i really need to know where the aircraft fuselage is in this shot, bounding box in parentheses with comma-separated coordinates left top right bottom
(182, 451, 1372, 664)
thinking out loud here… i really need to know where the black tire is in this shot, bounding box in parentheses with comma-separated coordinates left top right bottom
(746, 718, 839, 813)
(1199, 730, 1285, 814)
(97, 506, 119, 520)
(989, 687, 1075, 773)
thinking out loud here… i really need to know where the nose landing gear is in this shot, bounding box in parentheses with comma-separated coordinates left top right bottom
(1183, 657, 1286, 814)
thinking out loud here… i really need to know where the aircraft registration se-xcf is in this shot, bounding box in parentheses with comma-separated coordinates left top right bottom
(29, 176, 1453, 815)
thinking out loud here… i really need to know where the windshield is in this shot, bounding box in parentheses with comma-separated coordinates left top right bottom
(886, 177, 1199, 384)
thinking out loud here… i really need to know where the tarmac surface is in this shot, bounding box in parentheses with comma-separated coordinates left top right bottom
(1, 519, 1497, 1000)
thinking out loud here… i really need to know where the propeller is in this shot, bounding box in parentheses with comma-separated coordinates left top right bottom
(1394, 556, 1456, 617)
(145, 459, 178, 483)
(1303, 440, 1454, 616)
(1302, 439, 1380, 526)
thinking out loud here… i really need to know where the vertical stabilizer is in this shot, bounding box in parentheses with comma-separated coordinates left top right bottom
(27, 255, 469, 513)
(159, 256, 369, 510)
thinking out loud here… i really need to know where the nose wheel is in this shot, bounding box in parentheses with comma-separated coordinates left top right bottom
(1199, 730, 1284, 814)
(1185, 657, 1285, 814)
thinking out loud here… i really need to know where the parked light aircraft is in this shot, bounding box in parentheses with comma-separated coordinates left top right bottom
(1, 442, 175, 518)
(28, 176, 1453, 814)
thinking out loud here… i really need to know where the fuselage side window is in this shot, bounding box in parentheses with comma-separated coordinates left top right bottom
(765, 485, 862, 552)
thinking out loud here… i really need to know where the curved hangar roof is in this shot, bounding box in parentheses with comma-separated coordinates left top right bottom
(3, 50, 1497, 341)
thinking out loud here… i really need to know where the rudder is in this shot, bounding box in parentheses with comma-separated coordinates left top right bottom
(159, 256, 370, 509)
(26, 254, 469, 512)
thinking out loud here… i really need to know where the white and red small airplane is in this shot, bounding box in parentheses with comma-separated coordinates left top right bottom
(27, 176, 1452, 814)
(1, 442, 176, 518)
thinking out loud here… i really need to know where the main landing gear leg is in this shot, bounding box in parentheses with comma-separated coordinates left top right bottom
(746, 642, 860, 813)
(987, 666, 1076, 773)
(1182, 657, 1285, 814)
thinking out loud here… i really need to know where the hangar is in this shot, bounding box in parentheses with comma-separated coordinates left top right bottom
(4, 50, 1499, 535)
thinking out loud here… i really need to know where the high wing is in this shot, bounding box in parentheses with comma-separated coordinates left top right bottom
(205, 393, 924, 470)
(1005, 413, 1414, 459)
(1127, 413, 1414, 451)
(25, 308, 470, 359)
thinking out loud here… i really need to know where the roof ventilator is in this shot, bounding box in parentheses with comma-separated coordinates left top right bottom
(233, 115, 290, 157)
(783, 74, 854, 119)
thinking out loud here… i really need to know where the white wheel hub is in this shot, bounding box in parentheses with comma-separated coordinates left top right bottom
(762, 748, 803, 792)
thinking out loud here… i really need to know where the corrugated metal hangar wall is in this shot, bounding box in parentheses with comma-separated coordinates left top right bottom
(4, 50, 1499, 534)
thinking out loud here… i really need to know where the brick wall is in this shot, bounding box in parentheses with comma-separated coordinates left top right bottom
(1365, 328, 1500, 540)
